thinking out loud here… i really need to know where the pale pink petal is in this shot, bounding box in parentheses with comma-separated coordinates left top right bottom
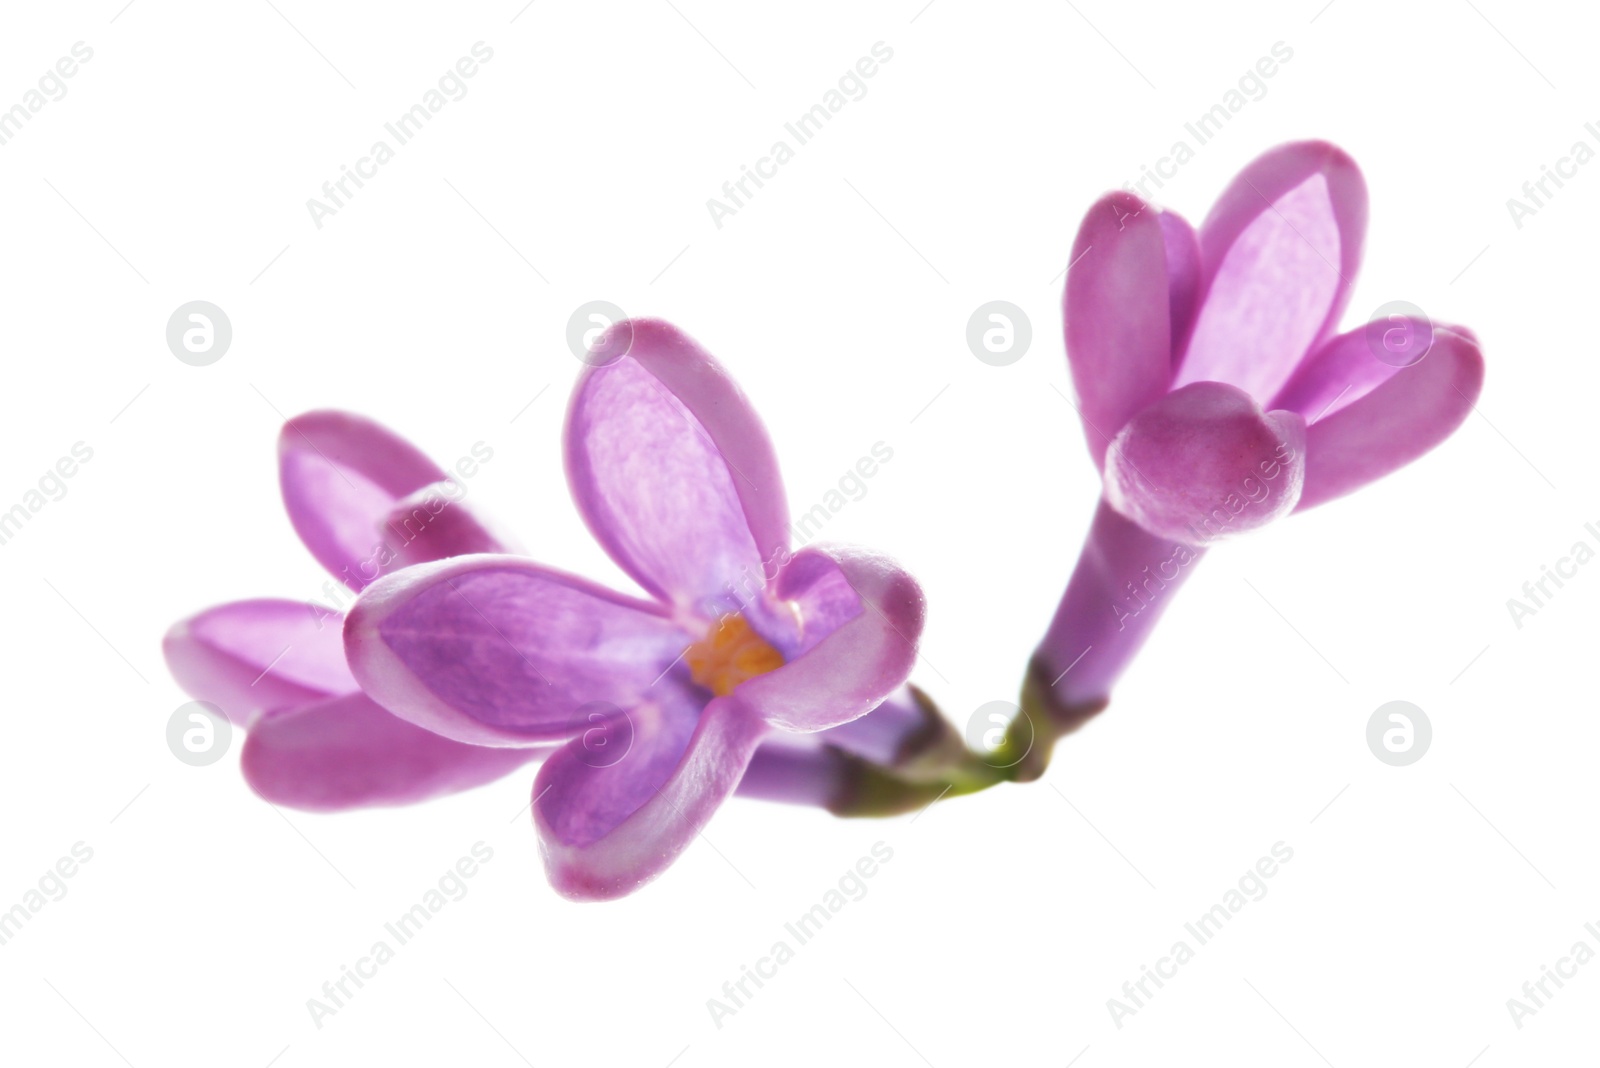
(163, 599, 354, 725)
(1176, 141, 1367, 403)
(565, 319, 790, 618)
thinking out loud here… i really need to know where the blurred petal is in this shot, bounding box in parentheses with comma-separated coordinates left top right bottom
(761, 685, 956, 768)
(282, 411, 507, 591)
(1064, 191, 1174, 466)
(243, 692, 544, 812)
(738, 687, 967, 808)
(566, 319, 790, 619)
(163, 599, 353, 725)
(344, 554, 690, 747)
(737, 738, 853, 808)
(1298, 327, 1483, 510)
(382, 482, 515, 569)
(1177, 141, 1367, 402)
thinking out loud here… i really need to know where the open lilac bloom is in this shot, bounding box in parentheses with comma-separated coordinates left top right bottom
(164, 412, 544, 810)
(344, 320, 925, 900)
(165, 403, 935, 831)
(1030, 141, 1484, 732)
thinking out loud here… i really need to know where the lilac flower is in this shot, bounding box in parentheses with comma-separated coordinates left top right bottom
(164, 411, 543, 810)
(1029, 141, 1484, 737)
(342, 320, 925, 899)
(164, 402, 934, 833)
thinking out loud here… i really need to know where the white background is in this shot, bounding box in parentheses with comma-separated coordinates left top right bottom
(0, 0, 1592, 1064)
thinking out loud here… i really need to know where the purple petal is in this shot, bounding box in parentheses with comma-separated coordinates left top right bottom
(163, 599, 353, 725)
(737, 686, 961, 807)
(1269, 319, 1412, 422)
(531, 543, 923, 899)
(754, 543, 925, 732)
(243, 692, 544, 811)
(566, 319, 789, 618)
(344, 554, 691, 747)
(767, 685, 949, 767)
(281, 411, 506, 591)
(538, 686, 697, 849)
(1103, 381, 1306, 545)
(1064, 191, 1175, 467)
(1298, 327, 1484, 510)
(738, 738, 855, 808)
(1160, 209, 1202, 356)
(382, 482, 516, 569)
(1176, 141, 1367, 402)
(534, 684, 761, 901)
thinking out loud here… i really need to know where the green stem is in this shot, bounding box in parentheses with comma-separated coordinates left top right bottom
(828, 658, 1109, 817)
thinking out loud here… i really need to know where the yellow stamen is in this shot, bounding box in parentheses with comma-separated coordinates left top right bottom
(684, 614, 785, 696)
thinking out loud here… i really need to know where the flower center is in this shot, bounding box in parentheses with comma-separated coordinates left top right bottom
(684, 614, 784, 696)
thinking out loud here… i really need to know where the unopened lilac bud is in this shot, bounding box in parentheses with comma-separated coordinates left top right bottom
(1103, 381, 1305, 546)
